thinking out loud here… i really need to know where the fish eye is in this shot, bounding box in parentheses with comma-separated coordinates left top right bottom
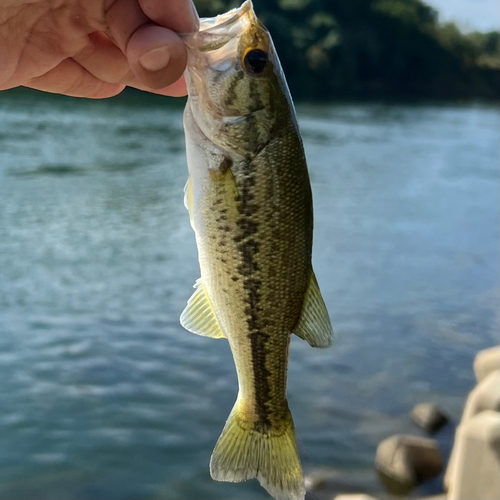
(243, 49, 268, 75)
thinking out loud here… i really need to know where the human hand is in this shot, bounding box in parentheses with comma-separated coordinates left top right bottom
(0, 0, 199, 98)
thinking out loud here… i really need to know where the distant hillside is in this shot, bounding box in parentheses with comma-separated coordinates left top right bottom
(195, 0, 500, 100)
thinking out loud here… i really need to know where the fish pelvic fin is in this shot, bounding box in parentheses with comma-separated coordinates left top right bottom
(210, 400, 305, 500)
(293, 271, 333, 348)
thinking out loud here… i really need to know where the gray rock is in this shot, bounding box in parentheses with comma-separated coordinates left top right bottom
(375, 434, 443, 494)
(410, 403, 449, 433)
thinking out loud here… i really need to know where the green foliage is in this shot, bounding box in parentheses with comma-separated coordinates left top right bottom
(193, 0, 499, 100)
(464, 31, 500, 68)
(373, 0, 437, 27)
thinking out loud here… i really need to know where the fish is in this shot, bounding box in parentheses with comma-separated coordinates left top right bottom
(180, 2, 333, 499)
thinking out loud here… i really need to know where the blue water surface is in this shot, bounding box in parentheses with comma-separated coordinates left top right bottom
(0, 91, 498, 499)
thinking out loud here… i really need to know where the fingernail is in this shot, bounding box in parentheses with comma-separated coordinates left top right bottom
(139, 46, 171, 72)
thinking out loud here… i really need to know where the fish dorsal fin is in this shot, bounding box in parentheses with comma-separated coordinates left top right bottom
(293, 272, 333, 348)
(183, 176, 195, 229)
(180, 279, 226, 339)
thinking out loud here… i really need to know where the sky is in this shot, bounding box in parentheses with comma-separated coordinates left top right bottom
(425, 0, 500, 32)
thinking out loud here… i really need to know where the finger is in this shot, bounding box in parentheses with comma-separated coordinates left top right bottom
(73, 31, 131, 84)
(105, 0, 149, 53)
(105, 0, 188, 90)
(25, 59, 125, 99)
(74, 32, 187, 96)
(126, 24, 187, 89)
(128, 74, 187, 96)
(138, 0, 199, 32)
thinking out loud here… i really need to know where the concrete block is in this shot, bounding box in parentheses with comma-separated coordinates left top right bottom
(462, 369, 500, 421)
(444, 370, 500, 490)
(474, 345, 500, 383)
(411, 403, 449, 433)
(375, 434, 442, 493)
(447, 410, 500, 500)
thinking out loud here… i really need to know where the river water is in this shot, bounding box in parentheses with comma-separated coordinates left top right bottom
(0, 90, 498, 499)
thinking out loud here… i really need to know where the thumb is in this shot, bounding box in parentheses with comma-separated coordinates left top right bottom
(127, 23, 187, 89)
(105, 0, 199, 91)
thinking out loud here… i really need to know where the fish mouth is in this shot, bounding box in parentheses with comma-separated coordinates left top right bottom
(199, 0, 254, 33)
(181, 0, 261, 52)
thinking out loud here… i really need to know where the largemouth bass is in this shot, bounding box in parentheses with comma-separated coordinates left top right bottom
(180, 2, 333, 499)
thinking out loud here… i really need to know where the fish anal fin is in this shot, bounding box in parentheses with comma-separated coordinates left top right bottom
(180, 280, 225, 339)
(293, 271, 333, 348)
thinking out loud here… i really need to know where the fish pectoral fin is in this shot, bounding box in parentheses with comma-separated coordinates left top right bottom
(293, 271, 333, 348)
(183, 176, 195, 229)
(180, 279, 226, 339)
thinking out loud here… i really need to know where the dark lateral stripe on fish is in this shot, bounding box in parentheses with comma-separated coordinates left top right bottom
(249, 330, 272, 430)
(232, 160, 272, 430)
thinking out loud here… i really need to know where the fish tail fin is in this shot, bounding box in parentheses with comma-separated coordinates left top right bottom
(210, 400, 305, 500)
